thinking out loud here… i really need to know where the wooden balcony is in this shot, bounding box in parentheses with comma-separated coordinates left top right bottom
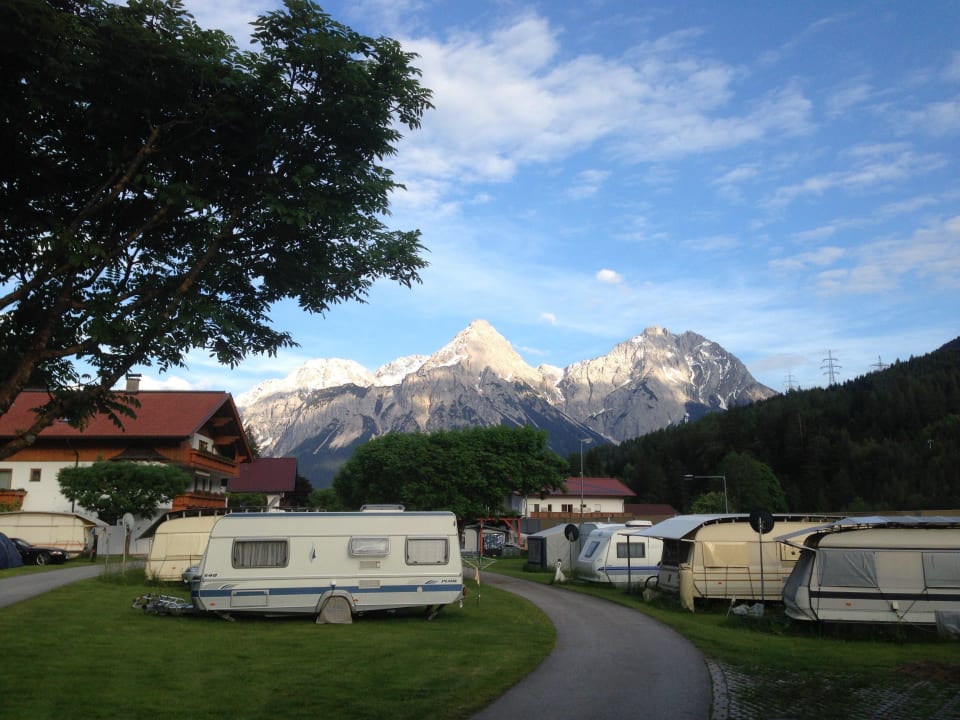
(188, 448, 239, 474)
(173, 491, 228, 512)
(0, 489, 26, 511)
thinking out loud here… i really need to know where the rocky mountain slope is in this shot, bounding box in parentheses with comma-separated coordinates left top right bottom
(237, 320, 775, 486)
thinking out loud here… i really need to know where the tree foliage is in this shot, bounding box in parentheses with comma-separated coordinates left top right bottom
(333, 426, 568, 523)
(58, 461, 191, 524)
(588, 338, 960, 513)
(0, 0, 432, 458)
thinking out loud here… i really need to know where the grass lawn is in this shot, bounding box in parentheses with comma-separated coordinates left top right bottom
(0, 567, 554, 720)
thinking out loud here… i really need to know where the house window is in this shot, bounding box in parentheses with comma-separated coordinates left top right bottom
(30, 468, 41, 483)
(198, 440, 209, 452)
(406, 537, 449, 565)
(561, 504, 573, 513)
(231, 540, 288, 569)
(532, 504, 540, 513)
(0, 469, 11, 489)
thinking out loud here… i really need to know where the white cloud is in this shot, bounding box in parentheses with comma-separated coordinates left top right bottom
(540, 312, 558, 325)
(596, 269, 624, 284)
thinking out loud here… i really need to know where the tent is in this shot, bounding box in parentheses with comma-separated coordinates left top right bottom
(0, 532, 24, 569)
(527, 524, 581, 571)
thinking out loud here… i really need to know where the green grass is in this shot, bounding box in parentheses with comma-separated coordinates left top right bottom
(491, 557, 960, 719)
(0, 568, 554, 720)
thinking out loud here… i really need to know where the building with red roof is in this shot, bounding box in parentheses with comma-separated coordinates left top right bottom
(511, 476, 636, 522)
(229, 457, 299, 509)
(0, 385, 253, 520)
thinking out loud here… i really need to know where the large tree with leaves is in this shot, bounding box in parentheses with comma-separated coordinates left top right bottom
(58, 461, 191, 524)
(333, 426, 568, 524)
(0, 0, 431, 458)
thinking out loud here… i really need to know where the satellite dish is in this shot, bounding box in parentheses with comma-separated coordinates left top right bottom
(564, 523, 580, 542)
(749, 510, 775, 535)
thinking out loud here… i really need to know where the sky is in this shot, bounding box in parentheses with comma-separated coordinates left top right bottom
(138, 0, 959, 396)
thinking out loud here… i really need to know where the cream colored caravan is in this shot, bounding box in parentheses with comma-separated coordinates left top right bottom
(191, 508, 463, 621)
(635, 514, 839, 610)
(781, 516, 960, 625)
(145, 515, 218, 582)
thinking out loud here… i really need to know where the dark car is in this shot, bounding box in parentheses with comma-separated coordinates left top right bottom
(11, 538, 69, 565)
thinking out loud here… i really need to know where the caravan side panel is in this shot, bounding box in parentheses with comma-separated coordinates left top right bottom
(783, 527, 960, 624)
(192, 512, 463, 617)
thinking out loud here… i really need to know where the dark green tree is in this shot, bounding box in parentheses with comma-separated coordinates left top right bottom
(333, 426, 567, 524)
(0, 0, 432, 459)
(58, 461, 191, 523)
(719, 450, 788, 512)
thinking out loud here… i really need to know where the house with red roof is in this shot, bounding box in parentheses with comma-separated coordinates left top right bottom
(0, 384, 253, 522)
(511, 476, 636, 522)
(228, 457, 299, 509)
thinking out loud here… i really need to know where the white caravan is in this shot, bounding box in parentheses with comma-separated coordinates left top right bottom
(575, 521, 661, 590)
(780, 516, 960, 625)
(191, 509, 464, 621)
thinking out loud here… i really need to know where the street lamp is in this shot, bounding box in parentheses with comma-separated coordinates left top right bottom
(684, 474, 729, 513)
(579, 438, 592, 523)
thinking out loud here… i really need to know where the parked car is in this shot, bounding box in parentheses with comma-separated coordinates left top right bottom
(11, 538, 69, 565)
(181, 565, 201, 584)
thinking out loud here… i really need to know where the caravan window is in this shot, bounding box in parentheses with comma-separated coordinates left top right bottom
(616, 541, 646, 559)
(349, 537, 390, 557)
(406, 538, 449, 565)
(583, 541, 601, 559)
(923, 552, 960, 588)
(818, 549, 877, 588)
(232, 540, 288, 569)
(661, 539, 691, 567)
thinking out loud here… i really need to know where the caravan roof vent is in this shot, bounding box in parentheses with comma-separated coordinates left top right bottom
(360, 504, 406, 512)
(626, 520, 653, 527)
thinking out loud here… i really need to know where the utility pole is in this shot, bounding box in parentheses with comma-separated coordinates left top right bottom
(821, 350, 841, 386)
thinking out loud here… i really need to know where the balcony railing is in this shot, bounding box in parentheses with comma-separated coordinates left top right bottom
(173, 491, 228, 512)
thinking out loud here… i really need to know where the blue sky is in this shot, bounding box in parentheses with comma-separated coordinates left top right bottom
(141, 0, 959, 395)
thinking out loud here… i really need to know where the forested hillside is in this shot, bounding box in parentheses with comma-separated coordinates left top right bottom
(588, 338, 960, 513)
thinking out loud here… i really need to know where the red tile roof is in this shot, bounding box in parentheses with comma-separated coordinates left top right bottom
(0, 390, 238, 439)
(553, 477, 634, 498)
(229, 457, 298, 493)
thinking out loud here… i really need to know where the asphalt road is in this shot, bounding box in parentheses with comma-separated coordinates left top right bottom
(0, 562, 107, 608)
(471, 572, 713, 720)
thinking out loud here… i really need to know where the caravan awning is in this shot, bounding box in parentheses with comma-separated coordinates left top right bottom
(775, 515, 960, 546)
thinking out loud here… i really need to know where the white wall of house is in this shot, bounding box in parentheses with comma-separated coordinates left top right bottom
(1, 460, 82, 514)
(519, 494, 625, 515)
(0, 459, 175, 555)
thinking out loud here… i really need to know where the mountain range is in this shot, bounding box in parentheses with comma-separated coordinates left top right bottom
(237, 320, 776, 486)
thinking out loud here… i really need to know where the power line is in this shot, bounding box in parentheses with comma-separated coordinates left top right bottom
(821, 350, 841, 386)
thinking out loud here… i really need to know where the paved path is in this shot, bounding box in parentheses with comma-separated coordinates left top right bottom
(471, 572, 713, 720)
(0, 562, 110, 608)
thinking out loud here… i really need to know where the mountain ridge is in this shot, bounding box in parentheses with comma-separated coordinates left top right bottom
(238, 319, 775, 486)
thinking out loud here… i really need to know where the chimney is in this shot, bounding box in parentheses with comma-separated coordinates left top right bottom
(125, 373, 142, 392)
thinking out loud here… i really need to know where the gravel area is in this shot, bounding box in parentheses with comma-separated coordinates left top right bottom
(708, 659, 960, 720)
